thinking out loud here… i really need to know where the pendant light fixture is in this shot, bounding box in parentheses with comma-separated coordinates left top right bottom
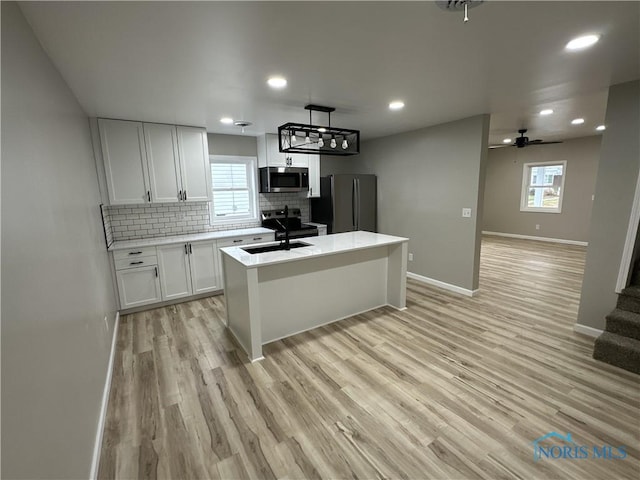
(278, 104, 360, 156)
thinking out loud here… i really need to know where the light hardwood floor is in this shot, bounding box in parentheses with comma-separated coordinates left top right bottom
(98, 236, 640, 479)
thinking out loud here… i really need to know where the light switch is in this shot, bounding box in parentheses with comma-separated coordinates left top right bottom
(462, 208, 472, 218)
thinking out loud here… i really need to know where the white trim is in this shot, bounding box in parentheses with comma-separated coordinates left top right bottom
(90, 312, 120, 480)
(482, 231, 588, 246)
(407, 272, 479, 297)
(616, 168, 640, 293)
(573, 323, 603, 338)
(520, 160, 567, 214)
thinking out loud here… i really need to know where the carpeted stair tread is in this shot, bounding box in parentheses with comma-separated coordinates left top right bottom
(606, 309, 640, 341)
(617, 292, 640, 314)
(621, 285, 640, 298)
(593, 332, 640, 375)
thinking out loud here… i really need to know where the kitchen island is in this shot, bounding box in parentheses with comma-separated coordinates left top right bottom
(220, 231, 409, 361)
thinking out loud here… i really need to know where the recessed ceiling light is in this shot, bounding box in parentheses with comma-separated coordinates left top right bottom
(566, 34, 600, 51)
(267, 76, 287, 89)
(389, 101, 405, 110)
(571, 118, 585, 125)
(596, 125, 606, 131)
(220, 117, 234, 124)
(540, 109, 554, 116)
(503, 138, 512, 144)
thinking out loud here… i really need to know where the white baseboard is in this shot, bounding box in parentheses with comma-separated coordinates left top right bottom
(90, 312, 120, 480)
(573, 323, 603, 338)
(483, 231, 588, 246)
(407, 272, 479, 297)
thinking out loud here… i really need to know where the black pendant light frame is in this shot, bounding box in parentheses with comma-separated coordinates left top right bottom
(278, 104, 360, 156)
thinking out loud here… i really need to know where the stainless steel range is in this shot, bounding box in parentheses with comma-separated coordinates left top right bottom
(261, 207, 318, 240)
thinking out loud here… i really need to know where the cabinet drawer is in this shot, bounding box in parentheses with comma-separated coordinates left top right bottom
(217, 234, 274, 248)
(115, 256, 158, 271)
(114, 246, 157, 261)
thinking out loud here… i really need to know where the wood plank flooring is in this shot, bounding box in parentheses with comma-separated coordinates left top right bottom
(98, 236, 640, 479)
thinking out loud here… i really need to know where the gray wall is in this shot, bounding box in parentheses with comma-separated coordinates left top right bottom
(483, 136, 601, 242)
(357, 115, 490, 291)
(208, 132, 257, 157)
(577, 80, 640, 330)
(1, 3, 117, 478)
(320, 155, 363, 176)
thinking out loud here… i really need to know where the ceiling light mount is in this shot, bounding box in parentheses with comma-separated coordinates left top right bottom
(436, 0, 484, 23)
(278, 104, 360, 156)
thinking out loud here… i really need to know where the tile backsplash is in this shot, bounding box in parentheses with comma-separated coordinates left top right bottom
(105, 192, 311, 242)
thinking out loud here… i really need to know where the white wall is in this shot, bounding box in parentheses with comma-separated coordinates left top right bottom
(483, 136, 601, 242)
(1, 3, 117, 478)
(357, 115, 489, 292)
(577, 80, 640, 330)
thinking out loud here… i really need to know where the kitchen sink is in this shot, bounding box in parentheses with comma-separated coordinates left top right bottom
(242, 241, 311, 254)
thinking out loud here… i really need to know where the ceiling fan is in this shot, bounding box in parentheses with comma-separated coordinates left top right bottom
(489, 129, 563, 149)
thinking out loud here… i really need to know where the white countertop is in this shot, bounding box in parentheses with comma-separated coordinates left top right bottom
(304, 222, 327, 228)
(220, 231, 409, 268)
(108, 227, 274, 251)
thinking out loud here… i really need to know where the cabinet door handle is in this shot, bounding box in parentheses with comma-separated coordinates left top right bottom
(189, 243, 192, 254)
(147, 191, 151, 202)
(253, 237, 262, 241)
(233, 239, 243, 243)
(178, 190, 183, 201)
(185, 244, 189, 255)
(128, 251, 143, 255)
(155, 266, 158, 277)
(183, 190, 187, 200)
(130, 261, 144, 265)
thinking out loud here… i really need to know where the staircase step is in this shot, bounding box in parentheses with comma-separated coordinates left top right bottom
(593, 332, 640, 375)
(606, 309, 640, 341)
(617, 286, 640, 314)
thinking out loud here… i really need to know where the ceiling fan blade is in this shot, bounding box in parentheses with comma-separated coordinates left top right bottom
(528, 140, 564, 146)
(489, 144, 513, 149)
(528, 139, 543, 143)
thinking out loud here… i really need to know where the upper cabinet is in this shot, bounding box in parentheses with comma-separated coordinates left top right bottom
(307, 156, 320, 198)
(98, 119, 211, 205)
(257, 134, 308, 168)
(176, 126, 211, 202)
(99, 118, 151, 205)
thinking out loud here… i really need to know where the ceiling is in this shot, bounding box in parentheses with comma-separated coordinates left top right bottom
(18, 1, 640, 147)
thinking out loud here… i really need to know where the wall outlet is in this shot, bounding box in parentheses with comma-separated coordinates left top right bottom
(535, 224, 540, 230)
(462, 208, 472, 218)
(408, 253, 414, 261)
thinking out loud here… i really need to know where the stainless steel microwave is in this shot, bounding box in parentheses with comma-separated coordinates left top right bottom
(259, 167, 309, 193)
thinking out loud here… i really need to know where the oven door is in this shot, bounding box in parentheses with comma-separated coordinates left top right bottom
(259, 167, 309, 193)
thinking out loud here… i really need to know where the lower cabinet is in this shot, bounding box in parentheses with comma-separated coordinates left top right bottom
(157, 240, 221, 301)
(157, 243, 193, 300)
(116, 264, 162, 308)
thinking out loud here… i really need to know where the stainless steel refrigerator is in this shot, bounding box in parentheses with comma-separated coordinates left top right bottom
(310, 174, 377, 234)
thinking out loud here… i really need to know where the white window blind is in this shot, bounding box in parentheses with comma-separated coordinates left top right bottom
(209, 156, 258, 224)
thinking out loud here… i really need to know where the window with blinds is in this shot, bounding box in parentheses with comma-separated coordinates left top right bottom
(209, 156, 258, 224)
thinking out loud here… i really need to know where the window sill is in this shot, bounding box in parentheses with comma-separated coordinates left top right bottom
(520, 208, 562, 214)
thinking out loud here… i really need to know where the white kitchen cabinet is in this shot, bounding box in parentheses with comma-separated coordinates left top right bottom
(176, 126, 211, 202)
(99, 119, 210, 205)
(307, 156, 320, 198)
(158, 240, 221, 300)
(157, 244, 193, 301)
(116, 265, 162, 309)
(144, 123, 181, 203)
(99, 118, 151, 205)
(257, 134, 308, 168)
(189, 240, 220, 294)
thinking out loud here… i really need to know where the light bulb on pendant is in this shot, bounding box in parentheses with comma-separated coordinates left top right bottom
(330, 136, 337, 149)
(305, 133, 311, 144)
(291, 132, 297, 144)
(342, 138, 349, 149)
(318, 136, 324, 148)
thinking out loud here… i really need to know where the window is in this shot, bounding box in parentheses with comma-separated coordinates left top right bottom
(521, 161, 567, 213)
(209, 155, 258, 225)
